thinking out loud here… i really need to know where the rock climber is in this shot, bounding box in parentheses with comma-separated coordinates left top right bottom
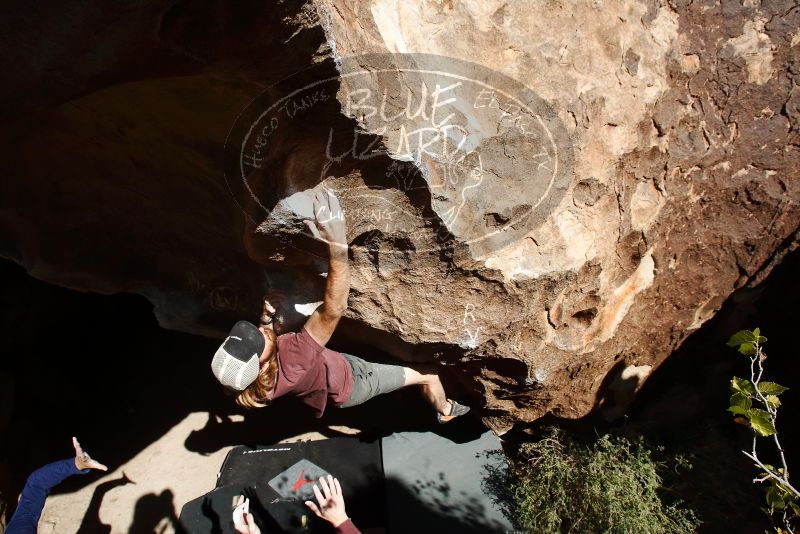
(211, 189, 469, 423)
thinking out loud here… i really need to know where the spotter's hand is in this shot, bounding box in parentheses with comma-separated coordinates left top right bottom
(72, 437, 108, 472)
(304, 475, 350, 528)
(233, 495, 261, 534)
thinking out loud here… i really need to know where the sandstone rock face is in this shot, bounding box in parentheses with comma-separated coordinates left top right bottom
(1, 0, 799, 431)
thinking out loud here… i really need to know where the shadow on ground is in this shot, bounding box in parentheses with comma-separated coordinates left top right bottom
(74, 472, 133, 534)
(383, 472, 509, 533)
(184, 390, 486, 456)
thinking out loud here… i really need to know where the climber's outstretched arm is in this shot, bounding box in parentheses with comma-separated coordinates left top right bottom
(303, 190, 349, 347)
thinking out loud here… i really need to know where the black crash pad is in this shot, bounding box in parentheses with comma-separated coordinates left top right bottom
(180, 438, 384, 533)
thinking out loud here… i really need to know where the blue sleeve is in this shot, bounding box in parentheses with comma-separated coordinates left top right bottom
(5, 458, 90, 534)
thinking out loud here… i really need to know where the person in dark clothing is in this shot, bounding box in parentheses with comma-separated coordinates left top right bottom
(211, 189, 469, 423)
(5, 437, 107, 534)
(232, 475, 360, 534)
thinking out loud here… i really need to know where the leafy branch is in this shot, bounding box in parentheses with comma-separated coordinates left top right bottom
(727, 328, 799, 533)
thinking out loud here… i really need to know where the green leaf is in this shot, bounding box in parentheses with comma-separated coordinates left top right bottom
(739, 342, 757, 356)
(732, 377, 755, 395)
(766, 486, 783, 511)
(728, 406, 749, 416)
(759, 382, 788, 396)
(766, 395, 781, 409)
(728, 330, 756, 347)
(753, 328, 767, 345)
(730, 392, 753, 409)
(747, 409, 776, 437)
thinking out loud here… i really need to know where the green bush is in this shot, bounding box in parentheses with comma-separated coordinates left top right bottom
(497, 427, 699, 533)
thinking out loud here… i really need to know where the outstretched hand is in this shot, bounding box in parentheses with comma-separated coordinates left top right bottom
(304, 190, 347, 248)
(72, 437, 108, 471)
(233, 495, 261, 534)
(304, 475, 349, 528)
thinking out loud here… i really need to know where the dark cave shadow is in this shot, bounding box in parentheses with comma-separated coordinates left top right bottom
(0, 258, 233, 503)
(0, 1, 330, 119)
(129, 489, 186, 534)
(75, 472, 134, 534)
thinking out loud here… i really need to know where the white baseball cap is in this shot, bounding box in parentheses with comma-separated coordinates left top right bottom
(211, 321, 265, 391)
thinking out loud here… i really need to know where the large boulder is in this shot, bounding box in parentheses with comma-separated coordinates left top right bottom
(1, 0, 798, 432)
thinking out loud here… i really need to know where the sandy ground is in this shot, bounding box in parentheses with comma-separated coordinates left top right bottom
(40, 412, 229, 533)
(39, 412, 334, 533)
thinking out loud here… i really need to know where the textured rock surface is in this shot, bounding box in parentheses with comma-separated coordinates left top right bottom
(1, 0, 799, 431)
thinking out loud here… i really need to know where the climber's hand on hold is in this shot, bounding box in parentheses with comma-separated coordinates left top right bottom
(302, 190, 350, 347)
(305, 190, 347, 250)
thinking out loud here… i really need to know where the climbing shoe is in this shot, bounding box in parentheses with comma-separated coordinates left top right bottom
(437, 399, 470, 424)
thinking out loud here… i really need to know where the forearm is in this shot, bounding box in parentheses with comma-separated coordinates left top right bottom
(322, 244, 350, 315)
(6, 458, 88, 534)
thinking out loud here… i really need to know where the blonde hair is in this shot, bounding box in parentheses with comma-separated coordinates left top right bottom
(235, 330, 279, 409)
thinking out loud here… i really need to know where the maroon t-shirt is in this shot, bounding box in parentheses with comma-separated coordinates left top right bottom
(268, 326, 354, 418)
(335, 519, 361, 534)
